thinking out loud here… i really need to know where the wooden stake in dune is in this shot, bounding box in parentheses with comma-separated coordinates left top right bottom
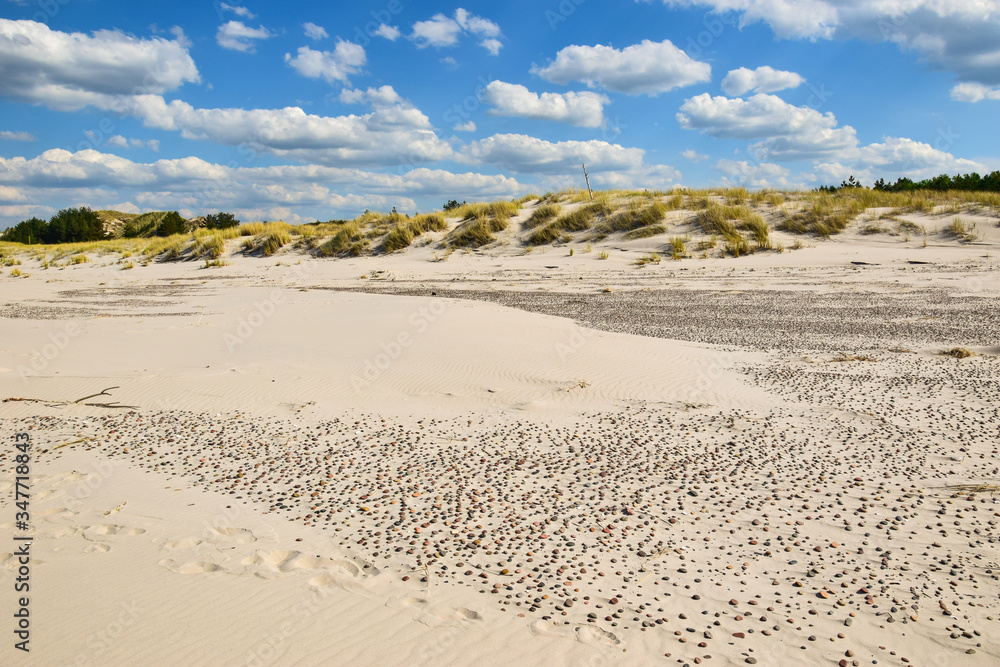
(582, 164, 594, 200)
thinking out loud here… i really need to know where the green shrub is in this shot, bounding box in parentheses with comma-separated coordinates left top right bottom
(155, 211, 186, 237)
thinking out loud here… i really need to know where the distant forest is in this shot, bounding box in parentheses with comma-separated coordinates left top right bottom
(822, 170, 1000, 193)
(0, 208, 237, 245)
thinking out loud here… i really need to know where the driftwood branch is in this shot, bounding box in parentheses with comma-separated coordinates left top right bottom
(73, 386, 120, 404)
(3, 386, 135, 409)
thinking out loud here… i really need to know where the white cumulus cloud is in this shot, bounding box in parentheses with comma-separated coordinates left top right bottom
(285, 42, 366, 85)
(721, 66, 805, 96)
(0, 19, 199, 111)
(216, 21, 273, 53)
(951, 82, 1000, 103)
(374, 24, 401, 40)
(532, 39, 711, 95)
(303, 22, 328, 40)
(659, 1, 1000, 89)
(219, 3, 255, 19)
(0, 130, 35, 141)
(410, 8, 503, 54)
(459, 133, 646, 174)
(677, 93, 858, 161)
(713, 159, 794, 189)
(480, 81, 609, 128)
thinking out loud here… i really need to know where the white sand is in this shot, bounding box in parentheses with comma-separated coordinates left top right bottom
(1, 207, 999, 666)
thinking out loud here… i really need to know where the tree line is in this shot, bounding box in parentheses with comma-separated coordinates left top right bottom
(821, 170, 1000, 193)
(1, 209, 240, 244)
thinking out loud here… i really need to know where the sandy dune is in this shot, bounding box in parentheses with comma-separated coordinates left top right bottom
(1, 211, 999, 666)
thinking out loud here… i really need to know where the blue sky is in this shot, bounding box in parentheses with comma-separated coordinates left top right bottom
(1, 0, 999, 226)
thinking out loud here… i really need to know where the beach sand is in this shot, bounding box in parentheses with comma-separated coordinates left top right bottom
(1, 210, 999, 666)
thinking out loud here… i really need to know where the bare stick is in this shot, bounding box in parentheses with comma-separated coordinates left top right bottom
(73, 386, 120, 404)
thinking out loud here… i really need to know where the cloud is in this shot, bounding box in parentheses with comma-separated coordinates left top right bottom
(480, 38, 503, 56)
(480, 81, 609, 128)
(713, 159, 794, 188)
(855, 136, 983, 173)
(454, 121, 476, 132)
(0, 19, 199, 111)
(409, 9, 503, 54)
(374, 24, 401, 40)
(681, 149, 708, 162)
(410, 13, 463, 47)
(303, 22, 328, 40)
(105, 135, 160, 151)
(219, 3, 255, 19)
(677, 93, 858, 161)
(118, 85, 453, 168)
(459, 133, 647, 174)
(0, 148, 525, 226)
(0, 130, 35, 141)
(285, 42, 366, 85)
(659, 1, 1000, 89)
(721, 66, 805, 96)
(532, 39, 711, 95)
(951, 82, 1000, 103)
(216, 21, 272, 53)
(455, 8, 501, 38)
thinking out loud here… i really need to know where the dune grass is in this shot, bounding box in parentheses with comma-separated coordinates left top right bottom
(526, 199, 613, 245)
(945, 217, 977, 242)
(449, 200, 519, 224)
(142, 234, 189, 260)
(257, 228, 292, 256)
(598, 201, 667, 237)
(448, 214, 509, 248)
(669, 236, 688, 259)
(381, 213, 447, 252)
(523, 204, 561, 229)
(776, 196, 857, 237)
(622, 224, 666, 240)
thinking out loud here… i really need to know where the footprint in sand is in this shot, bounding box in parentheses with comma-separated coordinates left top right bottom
(157, 558, 222, 575)
(529, 620, 620, 647)
(82, 524, 146, 541)
(388, 596, 484, 627)
(160, 537, 203, 550)
(37, 525, 82, 540)
(237, 550, 342, 580)
(35, 507, 78, 520)
(204, 526, 257, 545)
(83, 543, 111, 554)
